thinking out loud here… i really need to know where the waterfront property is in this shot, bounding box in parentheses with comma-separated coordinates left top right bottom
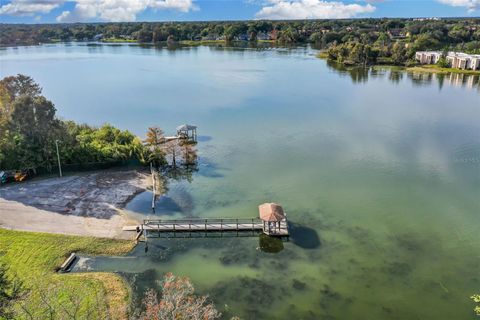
(2, 43, 479, 320)
(415, 51, 480, 70)
(415, 51, 442, 65)
(447, 52, 480, 70)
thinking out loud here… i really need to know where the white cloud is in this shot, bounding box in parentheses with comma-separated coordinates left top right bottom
(255, 0, 376, 20)
(0, 0, 64, 16)
(57, 0, 197, 22)
(438, 0, 480, 12)
(0, 0, 197, 21)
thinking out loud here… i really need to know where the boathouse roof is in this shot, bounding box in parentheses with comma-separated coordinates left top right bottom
(177, 124, 197, 131)
(258, 203, 285, 222)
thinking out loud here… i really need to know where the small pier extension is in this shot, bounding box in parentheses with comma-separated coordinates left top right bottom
(58, 252, 77, 273)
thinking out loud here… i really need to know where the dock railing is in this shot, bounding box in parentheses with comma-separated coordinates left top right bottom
(143, 217, 264, 232)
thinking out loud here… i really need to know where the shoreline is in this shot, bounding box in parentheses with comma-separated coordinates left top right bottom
(316, 54, 480, 76)
(0, 169, 150, 239)
(0, 228, 135, 320)
(0, 39, 288, 48)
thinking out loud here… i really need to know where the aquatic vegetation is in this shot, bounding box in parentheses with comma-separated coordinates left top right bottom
(219, 245, 258, 265)
(258, 234, 284, 253)
(389, 232, 428, 254)
(472, 294, 480, 316)
(292, 279, 306, 290)
(167, 186, 195, 214)
(211, 276, 289, 318)
(144, 239, 198, 263)
(383, 261, 412, 278)
(284, 306, 321, 320)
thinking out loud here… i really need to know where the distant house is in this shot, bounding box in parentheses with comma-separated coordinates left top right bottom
(93, 34, 104, 41)
(235, 34, 249, 41)
(257, 32, 270, 41)
(388, 29, 406, 39)
(201, 35, 217, 41)
(269, 30, 278, 41)
(415, 51, 480, 70)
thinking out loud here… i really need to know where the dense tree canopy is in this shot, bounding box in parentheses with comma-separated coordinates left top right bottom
(2, 19, 478, 68)
(0, 75, 150, 172)
(1, 18, 479, 55)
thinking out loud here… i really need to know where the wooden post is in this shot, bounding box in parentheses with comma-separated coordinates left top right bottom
(150, 163, 156, 212)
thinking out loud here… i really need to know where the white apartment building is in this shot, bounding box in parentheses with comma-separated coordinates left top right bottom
(415, 51, 442, 64)
(415, 51, 480, 71)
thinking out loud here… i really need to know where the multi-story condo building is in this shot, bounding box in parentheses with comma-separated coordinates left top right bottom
(415, 51, 480, 70)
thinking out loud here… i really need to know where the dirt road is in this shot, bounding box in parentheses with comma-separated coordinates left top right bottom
(0, 170, 149, 238)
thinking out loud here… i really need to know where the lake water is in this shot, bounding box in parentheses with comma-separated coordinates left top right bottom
(1, 43, 479, 319)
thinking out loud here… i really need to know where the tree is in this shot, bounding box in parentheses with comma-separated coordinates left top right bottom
(140, 273, 221, 320)
(411, 33, 440, 52)
(0, 74, 41, 101)
(144, 127, 166, 167)
(137, 27, 153, 43)
(1, 74, 153, 171)
(9, 95, 60, 169)
(163, 140, 181, 168)
(180, 141, 197, 166)
(144, 126, 165, 147)
(391, 42, 407, 65)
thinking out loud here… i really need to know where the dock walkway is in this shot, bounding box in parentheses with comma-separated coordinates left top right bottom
(123, 217, 289, 238)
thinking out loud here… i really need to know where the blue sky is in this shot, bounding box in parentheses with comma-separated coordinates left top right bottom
(0, 0, 479, 24)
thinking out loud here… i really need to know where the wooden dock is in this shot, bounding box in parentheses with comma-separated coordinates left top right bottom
(123, 217, 289, 239)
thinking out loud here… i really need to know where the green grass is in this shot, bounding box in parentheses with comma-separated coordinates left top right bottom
(101, 38, 137, 43)
(406, 64, 480, 75)
(0, 229, 135, 320)
(316, 54, 480, 75)
(179, 40, 226, 46)
(316, 51, 328, 59)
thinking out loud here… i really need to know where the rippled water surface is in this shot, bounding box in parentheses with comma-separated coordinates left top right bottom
(2, 43, 479, 319)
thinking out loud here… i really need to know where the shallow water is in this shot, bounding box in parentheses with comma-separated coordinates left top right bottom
(1, 43, 479, 319)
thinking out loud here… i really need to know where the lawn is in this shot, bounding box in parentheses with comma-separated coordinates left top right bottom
(0, 229, 135, 320)
(406, 64, 480, 75)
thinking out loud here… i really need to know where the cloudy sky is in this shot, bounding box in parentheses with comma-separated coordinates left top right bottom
(0, 0, 478, 23)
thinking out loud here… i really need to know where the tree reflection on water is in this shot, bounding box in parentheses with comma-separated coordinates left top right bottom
(326, 60, 480, 90)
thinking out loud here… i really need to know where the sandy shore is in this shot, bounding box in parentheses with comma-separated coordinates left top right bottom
(0, 169, 150, 239)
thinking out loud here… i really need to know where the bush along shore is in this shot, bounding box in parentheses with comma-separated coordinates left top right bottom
(0, 74, 155, 177)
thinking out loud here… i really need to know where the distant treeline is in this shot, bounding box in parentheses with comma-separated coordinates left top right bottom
(1, 18, 479, 49)
(1, 18, 480, 67)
